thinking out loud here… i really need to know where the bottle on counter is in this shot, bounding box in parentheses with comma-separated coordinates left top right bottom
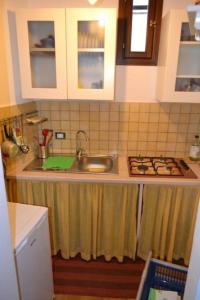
(189, 135, 200, 161)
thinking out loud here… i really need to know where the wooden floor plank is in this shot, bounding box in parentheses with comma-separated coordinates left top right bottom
(55, 296, 135, 300)
(53, 254, 144, 298)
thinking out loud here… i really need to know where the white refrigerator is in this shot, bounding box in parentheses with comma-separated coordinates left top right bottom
(8, 202, 54, 300)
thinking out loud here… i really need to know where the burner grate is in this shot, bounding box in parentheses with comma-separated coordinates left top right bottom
(127, 156, 196, 178)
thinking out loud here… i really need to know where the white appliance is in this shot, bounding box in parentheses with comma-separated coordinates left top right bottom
(8, 202, 54, 300)
(0, 150, 19, 300)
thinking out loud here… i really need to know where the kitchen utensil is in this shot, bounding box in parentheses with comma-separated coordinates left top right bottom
(33, 136, 40, 146)
(38, 145, 48, 159)
(19, 116, 29, 154)
(8, 124, 15, 143)
(42, 128, 49, 146)
(40, 35, 55, 48)
(1, 140, 19, 158)
(12, 117, 29, 154)
(46, 130, 53, 145)
(1, 125, 19, 158)
(3, 124, 10, 139)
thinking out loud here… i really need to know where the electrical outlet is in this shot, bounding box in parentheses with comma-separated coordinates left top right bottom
(55, 132, 66, 140)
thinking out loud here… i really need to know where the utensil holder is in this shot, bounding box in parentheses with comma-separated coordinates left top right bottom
(38, 145, 48, 159)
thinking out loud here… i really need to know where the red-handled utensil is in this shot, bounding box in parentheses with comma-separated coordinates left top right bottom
(46, 130, 53, 145)
(42, 129, 49, 146)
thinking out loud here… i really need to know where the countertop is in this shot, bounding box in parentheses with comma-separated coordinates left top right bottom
(6, 155, 200, 186)
(8, 202, 47, 251)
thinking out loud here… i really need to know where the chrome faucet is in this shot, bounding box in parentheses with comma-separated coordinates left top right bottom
(76, 130, 88, 160)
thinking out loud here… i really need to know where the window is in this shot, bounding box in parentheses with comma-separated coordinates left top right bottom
(116, 0, 163, 65)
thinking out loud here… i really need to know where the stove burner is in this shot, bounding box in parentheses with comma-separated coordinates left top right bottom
(159, 156, 167, 163)
(166, 166, 173, 172)
(127, 156, 197, 178)
(138, 164, 148, 174)
(137, 155, 144, 161)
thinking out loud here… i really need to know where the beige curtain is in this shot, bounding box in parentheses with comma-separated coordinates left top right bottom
(7, 180, 138, 262)
(137, 185, 200, 265)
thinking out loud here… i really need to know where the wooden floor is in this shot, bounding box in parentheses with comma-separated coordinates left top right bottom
(53, 253, 144, 299)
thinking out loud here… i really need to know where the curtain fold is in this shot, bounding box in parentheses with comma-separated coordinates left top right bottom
(137, 185, 200, 265)
(7, 179, 138, 262)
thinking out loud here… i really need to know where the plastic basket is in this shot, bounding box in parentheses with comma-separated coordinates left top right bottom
(140, 259, 187, 300)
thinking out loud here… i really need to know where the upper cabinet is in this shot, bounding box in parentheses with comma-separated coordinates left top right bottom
(16, 8, 117, 101)
(157, 10, 200, 103)
(67, 9, 117, 101)
(16, 9, 67, 99)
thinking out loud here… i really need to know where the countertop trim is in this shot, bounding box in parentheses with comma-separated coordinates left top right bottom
(6, 156, 200, 186)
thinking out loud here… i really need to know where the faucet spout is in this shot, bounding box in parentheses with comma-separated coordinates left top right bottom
(76, 130, 88, 159)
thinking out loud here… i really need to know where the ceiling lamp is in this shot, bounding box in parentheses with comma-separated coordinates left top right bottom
(88, 0, 98, 5)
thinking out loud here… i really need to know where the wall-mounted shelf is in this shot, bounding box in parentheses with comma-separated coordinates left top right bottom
(30, 47, 55, 52)
(0, 110, 42, 126)
(180, 41, 200, 45)
(78, 48, 104, 52)
(176, 75, 200, 78)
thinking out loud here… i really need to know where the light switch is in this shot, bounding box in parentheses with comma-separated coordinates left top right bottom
(55, 132, 66, 139)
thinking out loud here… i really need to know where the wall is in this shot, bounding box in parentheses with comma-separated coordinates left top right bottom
(3, 0, 195, 105)
(37, 101, 200, 158)
(3, 0, 29, 106)
(0, 101, 37, 140)
(0, 0, 11, 107)
(1, 0, 199, 162)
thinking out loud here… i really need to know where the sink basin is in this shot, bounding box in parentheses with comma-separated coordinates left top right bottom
(76, 155, 118, 174)
(23, 154, 118, 174)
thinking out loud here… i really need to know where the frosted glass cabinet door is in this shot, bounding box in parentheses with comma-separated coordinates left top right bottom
(67, 9, 117, 101)
(16, 9, 67, 99)
(175, 22, 200, 93)
(157, 10, 200, 103)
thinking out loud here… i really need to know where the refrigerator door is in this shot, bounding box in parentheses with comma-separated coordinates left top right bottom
(16, 215, 54, 300)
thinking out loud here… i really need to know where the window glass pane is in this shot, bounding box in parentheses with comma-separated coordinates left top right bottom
(134, 0, 149, 5)
(131, 0, 149, 52)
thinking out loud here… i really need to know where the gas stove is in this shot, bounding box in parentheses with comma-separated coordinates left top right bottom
(128, 156, 197, 178)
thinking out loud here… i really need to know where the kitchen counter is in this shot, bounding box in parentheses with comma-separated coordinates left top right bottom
(6, 155, 200, 269)
(6, 155, 200, 186)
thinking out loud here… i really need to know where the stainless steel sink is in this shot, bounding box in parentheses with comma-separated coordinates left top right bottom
(23, 154, 118, 174)
(75, 155, 118, 174)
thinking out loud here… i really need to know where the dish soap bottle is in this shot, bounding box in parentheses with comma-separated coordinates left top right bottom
(189, 135, 200, 161)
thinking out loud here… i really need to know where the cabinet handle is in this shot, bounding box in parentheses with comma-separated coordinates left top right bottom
(149, 20, 157, 28)
(30, 238, 37, 247)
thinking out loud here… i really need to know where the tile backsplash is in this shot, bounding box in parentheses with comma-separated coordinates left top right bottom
(37, 101, 200, 158)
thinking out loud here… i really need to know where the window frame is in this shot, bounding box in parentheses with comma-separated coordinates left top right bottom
(116, 0, 163, 66)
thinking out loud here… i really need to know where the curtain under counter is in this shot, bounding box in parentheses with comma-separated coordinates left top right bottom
(7, 179, 200, 265)
(137, 185, 200, 265)
(7, 180, 138, 262)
